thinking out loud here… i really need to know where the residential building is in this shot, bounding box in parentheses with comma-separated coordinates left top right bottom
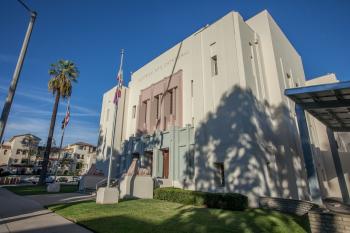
(0, 134, 40, 174)
(0, 133, 96, 176)
(64, 142, 97, 175)
(36, 146, 61, 174)
(95, 10, 350, 206)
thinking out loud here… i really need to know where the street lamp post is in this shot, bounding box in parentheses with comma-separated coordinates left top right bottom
(0, 0, 37, 143)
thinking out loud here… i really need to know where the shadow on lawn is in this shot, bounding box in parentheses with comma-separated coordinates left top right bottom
(52, 200, 310, 233)
(81, 209, 309, 233)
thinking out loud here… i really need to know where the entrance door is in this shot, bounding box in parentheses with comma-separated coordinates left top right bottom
(162, 150, 169, 179)
(143, 151, 153, 175)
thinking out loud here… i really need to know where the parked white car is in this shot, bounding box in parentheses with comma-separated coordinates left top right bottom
(24, 176, 39, 184)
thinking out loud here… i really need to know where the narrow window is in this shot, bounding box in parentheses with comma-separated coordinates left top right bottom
(132, 105, 136, 119)
(106, 109, 110, 121)
(142, 101, 148, 124)
(214, 162, 225, 187)
(187, 148, 195, 179)
(211, 55, 218, 76)
(191, 81, 194, 126)
(155, 96, 160, 119)
(191, 80, 194, 97)
(4, 150, 7, 155)
(169, 90, 173, 115)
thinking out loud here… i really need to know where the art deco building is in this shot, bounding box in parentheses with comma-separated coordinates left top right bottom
(96, 10, 350, 206)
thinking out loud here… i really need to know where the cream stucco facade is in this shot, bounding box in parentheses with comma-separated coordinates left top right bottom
(0, 134, 40, 167)
(96, 10, 349, 206)
(64, 142, 97, 175)
(304, 74, 350, 200)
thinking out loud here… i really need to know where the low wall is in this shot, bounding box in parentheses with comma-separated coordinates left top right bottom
(79, 175, 105, 191)
(308, 210, 350, 233)
(259, 196, 317, 216)
(119, 175, 153, 199)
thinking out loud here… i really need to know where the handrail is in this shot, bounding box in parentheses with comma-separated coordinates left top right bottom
(95, 177, 118, 190)
(95, 178, 107, 190)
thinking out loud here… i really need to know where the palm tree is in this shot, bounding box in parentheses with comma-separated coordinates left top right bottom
(39, 60, 78, 185)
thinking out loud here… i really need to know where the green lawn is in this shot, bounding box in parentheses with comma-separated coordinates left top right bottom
(4, 184, 78, 195)
(48, 199, 310, 233)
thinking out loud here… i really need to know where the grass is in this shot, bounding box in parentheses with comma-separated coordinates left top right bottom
(4, 184, 78, 195)
(48, 199, 310, 233)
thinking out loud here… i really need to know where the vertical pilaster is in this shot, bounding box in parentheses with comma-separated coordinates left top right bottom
(326, 128, 350, 204)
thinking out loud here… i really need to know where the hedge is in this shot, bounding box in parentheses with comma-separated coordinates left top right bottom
(154, 187, 248, 211)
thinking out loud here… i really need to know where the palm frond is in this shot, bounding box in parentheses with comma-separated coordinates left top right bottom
(48, 59, 79, 98)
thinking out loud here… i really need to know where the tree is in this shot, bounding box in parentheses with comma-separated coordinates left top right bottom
(21, 135, 39, 166)
(39, 60, 78, 184)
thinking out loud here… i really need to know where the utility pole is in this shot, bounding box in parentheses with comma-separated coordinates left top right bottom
(0, 0, 37, 142)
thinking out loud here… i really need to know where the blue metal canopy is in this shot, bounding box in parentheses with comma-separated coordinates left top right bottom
(285, 81, 350, 132)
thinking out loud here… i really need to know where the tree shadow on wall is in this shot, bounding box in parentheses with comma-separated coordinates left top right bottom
(95, 128, 118, 177)
(189, 85, 310, 206)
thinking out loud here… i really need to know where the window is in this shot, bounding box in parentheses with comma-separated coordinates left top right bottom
(191, 80, 194, 97)
(211, 55, 218, 76)
(23, 150, 27, 155)
(4, 150, 7, 155)
(16, 149, 21, 155)
(79, 145, 84, 150)
(169, 90, 173, 115)
(81, 155, 84, 159)
(132, 105, 136, 119)
(106, 108, 110, 121)
(154, 96, 160, 119)
(169, 89, 176, 115)
(142, 100, 148, 124)
(187, 148, 195, 179)
(76, 154, 80, 159)
(214, 162, 225, 187)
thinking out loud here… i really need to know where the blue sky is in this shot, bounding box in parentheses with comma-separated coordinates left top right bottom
(0, 0, 349, 146)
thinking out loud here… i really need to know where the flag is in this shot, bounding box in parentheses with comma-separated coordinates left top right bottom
(61, 105, 70, 129)
(113, 50, 124, 105)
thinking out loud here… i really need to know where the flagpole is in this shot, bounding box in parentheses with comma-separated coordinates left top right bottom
(54, 98, 70, 181)
(107, 49, 124, 188)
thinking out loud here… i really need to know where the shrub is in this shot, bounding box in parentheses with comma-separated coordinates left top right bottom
(154, 187, 195, 205)
(154, 187, 248, 211)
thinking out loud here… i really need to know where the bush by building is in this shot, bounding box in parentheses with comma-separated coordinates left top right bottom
(154, 187, 248, 211)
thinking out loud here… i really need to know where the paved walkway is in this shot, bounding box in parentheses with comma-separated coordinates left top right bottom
(27, 192, 95, 207)
(0, 188, 92, 233)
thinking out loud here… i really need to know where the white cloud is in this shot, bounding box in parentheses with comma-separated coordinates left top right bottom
(0, 54, 18, 64)
(0, 83, 100, 146)
(0, 53, 41, 65)
(0, 84, 99, 117)
(5, 116, 99, 146)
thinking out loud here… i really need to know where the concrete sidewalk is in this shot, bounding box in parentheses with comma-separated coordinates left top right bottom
(27, 192, 95, 207)
(0, 188, 92, 233)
